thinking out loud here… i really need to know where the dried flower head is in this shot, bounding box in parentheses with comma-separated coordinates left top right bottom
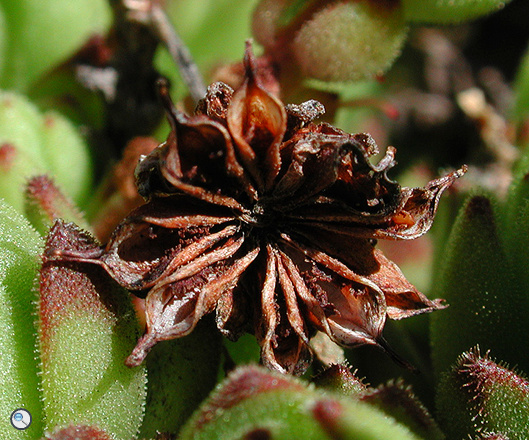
(50, 43, 465, 374)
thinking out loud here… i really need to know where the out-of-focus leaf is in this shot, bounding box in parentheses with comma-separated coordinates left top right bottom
(0, 0, 111, 90)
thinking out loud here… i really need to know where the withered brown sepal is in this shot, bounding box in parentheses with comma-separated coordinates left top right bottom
(50, 43, 465, 374)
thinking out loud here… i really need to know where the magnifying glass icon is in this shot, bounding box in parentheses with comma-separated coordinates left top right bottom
(10, 408, 32, 430)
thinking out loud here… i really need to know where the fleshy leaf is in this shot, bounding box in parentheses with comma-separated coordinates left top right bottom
(25, 175, 89, 236)
(0, 0, 111, 90)
(138, 321, 222, 438)
(362, 380, 444, 440)
(43, 425, 113, 440)
(39, 220, 146, 439)
(312, 363, 367, 397)
(431, 193, 529, 378)
(0, 91, 93, 213)
(438, 348, 529, 440)
(0, 199, 44, 440)
(179, 365, 422, 440)
(402, 0, 514, 24)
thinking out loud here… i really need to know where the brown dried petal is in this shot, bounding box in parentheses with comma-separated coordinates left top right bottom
(215, 283, 249, 340)
(256, 245, 312, 374)
(288, 227, 443, 318)
(285, 100, 326, 135)
(307, 264, 386, 347)
(373, 166, 467, 240)
(227, 43, 287, 191)
(368, 249, 445, 319)
(127, 240, 259, 366)
(270, 129, 351, 207)
(287, 166, 467, 244)
(279, 234, 386, 347)
(53, 197, 237, 292)
(137, 81, 254, 208)
(320, 141, 401, 219)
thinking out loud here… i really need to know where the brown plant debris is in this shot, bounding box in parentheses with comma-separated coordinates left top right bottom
(48, 43, 465, 374)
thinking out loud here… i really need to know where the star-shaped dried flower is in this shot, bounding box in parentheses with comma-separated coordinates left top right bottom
(50, 43, 465, 374)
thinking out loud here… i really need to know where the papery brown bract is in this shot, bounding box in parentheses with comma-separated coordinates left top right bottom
(50, 43, 465, 374)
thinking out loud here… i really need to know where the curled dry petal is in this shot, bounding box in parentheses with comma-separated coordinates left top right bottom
(50, 43, 465, 374)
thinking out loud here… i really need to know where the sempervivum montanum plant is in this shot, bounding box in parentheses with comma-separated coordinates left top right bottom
(47, 43, 465, 375)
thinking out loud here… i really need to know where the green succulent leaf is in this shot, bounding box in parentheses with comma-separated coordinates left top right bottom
(138, 321, 222, 439)
(363, 380, 444, 440)
(43, 425, 114, 440)
(313, 364, 367, 397)
(291, 1, 408, 82)
(24, 175, 90, 237)
(38, 220, 146, 439)
(513, 43, 529, 135)
(431, 193, 529, 379)
(0, 0, 111, 91)
(179, 365, 422, 440)
(503, 144, 529, 269)
(402, 0, 513, 24)
(0, 200, 43, 440)
(0, 91, 93, 215)
(0, 3, 6, 80)
(439, 348, 529, 440)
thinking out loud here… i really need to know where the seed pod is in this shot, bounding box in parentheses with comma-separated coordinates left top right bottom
(0, 199, 44, 440)
(402, 0, 513, 24)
